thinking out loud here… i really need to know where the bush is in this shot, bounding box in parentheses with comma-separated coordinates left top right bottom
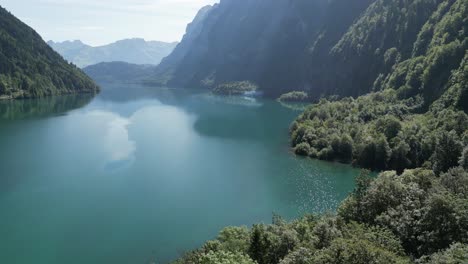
(278, 91, 309, 102)
(294, 142, 311, 156)
(290, 91, 467, 172)
(417, 243, 468, 264)
(212, 81, 258, 95)
(339, 168, 468, 257)
(174, 165, 467, 264)
(198, 251, 255, 264)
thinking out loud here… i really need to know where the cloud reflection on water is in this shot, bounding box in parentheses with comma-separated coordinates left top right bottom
(86, 110, 136, 170)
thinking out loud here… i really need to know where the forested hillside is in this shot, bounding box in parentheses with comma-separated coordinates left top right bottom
(172, 0, 467, 263)
(291, 0, 467, 171)
(153, 0, 466, 101)
(0, 6, 99, 99)
(154, 0, 329, 96)
(175, 168, 468, 264)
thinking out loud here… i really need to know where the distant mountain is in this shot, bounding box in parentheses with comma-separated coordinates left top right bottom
(153, 0, 467, 104)
(83, 62, 156, 84)
(48, 38, 178, 68)
(0, 6, 99, 99)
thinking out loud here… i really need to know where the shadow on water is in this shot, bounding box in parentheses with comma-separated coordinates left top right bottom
(190, 95, 302, 142)
(0, 93, 95, 121)
(0, 82, 363, 264)
(0, 93, 95, 194)
(95, 81, 197, 105)
(96, 83, 304, 143)
(278, 101, 309, 111)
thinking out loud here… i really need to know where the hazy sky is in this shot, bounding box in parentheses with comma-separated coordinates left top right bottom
(1, 0, 218, 46)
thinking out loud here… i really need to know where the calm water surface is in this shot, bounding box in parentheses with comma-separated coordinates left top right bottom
(0, 83, 359, 263)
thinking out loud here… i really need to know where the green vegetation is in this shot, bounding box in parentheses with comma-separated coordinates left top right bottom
(277, 91, 309, 103)
(290, 90, 467, 172)
(212, 81, 258, 96)
(340, 169, 468, 258)
(174, 167, 468, 264)
(172, 1, 468, 263)
(0, 6, 99, 99)
(154, 0, 466, 101)
(0, 94, 93, 120)
(290, 0, 468, 172)
(376, 0, 468, 108)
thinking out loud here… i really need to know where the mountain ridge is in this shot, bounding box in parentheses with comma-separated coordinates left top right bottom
(152, 0, 467, 103)
(48, 38, 178, 68)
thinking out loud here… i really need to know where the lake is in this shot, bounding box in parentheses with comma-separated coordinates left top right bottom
(0, 83, 359, 264)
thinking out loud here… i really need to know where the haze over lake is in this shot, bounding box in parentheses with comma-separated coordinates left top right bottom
(0, 83, 359, 263)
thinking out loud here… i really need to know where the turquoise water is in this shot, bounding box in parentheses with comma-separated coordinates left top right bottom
(0, 83, 359, 263)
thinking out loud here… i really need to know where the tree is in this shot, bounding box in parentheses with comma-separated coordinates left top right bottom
(432, 131, 463, 174)
(0, 78, 6, 94)
(248, 225, 268, 264)
(198, 250, 255, 264)
(376, 116, 402, 140)
(389, 142, 411, 174)
(357, 141, 377, 169)
(279, 247, 313, 264)
(311, 238, 410, 264)
(217, 226, 250, 253)
(375, 135, 392, 170)
(418, 192, 468, 255)
(460, 146, 468, 170)
(294, 142, 311, 156)
(419, 243, 468, 264)
(440, 167, 468, 198)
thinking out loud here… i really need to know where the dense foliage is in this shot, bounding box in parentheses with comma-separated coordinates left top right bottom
(277, 91, 309, 103)
(212, 81, 258, 96)
(290, 90, 467, 172)
(174, 167, 467, 264)
(290, 0, 468, 172)
(340, 168, 468, 257)
(170, 1, 467, 263)
(0, 6, 99, 99)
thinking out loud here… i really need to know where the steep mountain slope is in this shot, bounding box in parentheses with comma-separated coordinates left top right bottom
(316, 0, 446, 97)
(48, 38, 178, 68)
(0, 6, 99, 99)
(171, 2, 468, 263)
(152, 5, 215, 85)
(378, 0, 467, 108)
(290, 0, 468, 171)
(155, 0, 330, 95)
(153, 0, 466, 101)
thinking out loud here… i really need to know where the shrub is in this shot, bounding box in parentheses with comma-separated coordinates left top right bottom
(295, 142, 311, 156)
(278, 91, 309, 102)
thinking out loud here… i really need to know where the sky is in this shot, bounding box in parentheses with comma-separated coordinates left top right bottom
(1, 0, 219, 46)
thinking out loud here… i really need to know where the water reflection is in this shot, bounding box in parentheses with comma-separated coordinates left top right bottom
(0, 94, 94, 120)
(95, 82, 194, 104)
(196, 94, 263, 108)
(0, 82, 361, 264)
(278, 101, 308, 111)
(191, 100, 297, 142)
(86, 111, 136, 170)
